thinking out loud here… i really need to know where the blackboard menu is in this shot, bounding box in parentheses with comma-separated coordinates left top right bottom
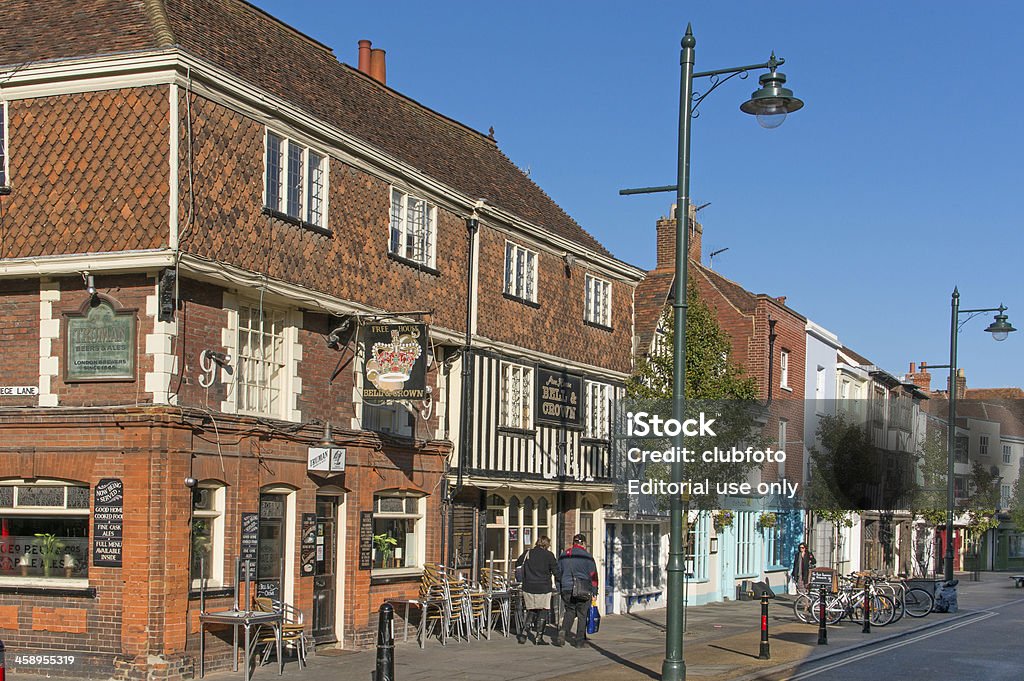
(92, 478, 123, 567)
(359, 511, 374, 570)
(240, 512, 259, 573)
(256, 580, 280, 599)
(810, 568, 837, 593)
(300, 513, 317, 577)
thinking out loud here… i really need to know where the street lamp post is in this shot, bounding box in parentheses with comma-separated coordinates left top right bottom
(621, 25, 802, 681)
(922, 288, 1015, 582)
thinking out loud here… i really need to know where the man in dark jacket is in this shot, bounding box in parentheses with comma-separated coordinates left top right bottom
(555, 533, 598, 648)
(515, 536, 558, 644)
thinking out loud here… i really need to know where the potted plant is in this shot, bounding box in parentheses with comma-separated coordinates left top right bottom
(33, 533, 64, 577)
(373, 532, 398, 568)
(713, 510, 734, 531)
(757, 512, 778, 532)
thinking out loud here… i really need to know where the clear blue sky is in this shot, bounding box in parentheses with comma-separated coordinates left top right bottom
(253, 0, 1023, 390)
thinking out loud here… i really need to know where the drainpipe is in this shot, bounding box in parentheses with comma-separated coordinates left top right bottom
(448, 209, 479, 567)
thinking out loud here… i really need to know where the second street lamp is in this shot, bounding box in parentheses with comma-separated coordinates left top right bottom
(923, 289, 1015, 583)
(621, 24, 802, 681)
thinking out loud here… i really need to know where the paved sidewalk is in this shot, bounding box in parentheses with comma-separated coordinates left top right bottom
(197, 572, 1024, 681)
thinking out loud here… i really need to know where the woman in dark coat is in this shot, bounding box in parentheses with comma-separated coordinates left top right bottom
(791, 542, 816, 593)
(515, 535, 558, 644)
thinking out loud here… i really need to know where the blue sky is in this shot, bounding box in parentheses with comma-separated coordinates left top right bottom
(252, 1, 1023, 389)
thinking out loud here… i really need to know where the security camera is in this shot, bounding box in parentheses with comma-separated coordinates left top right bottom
(184, 477, 198, 488)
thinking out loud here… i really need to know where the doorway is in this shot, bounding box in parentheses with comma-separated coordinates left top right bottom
(313, 495, 338, 643)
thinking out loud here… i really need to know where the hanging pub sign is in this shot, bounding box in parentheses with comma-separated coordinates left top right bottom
(535, 367, 584, 429)
(92, 478, 123, 567)
(362, 323, 429, 404)
(64, 299, 137, 382)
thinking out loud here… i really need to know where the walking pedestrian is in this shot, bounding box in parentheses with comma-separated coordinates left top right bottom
(554, 533, 598, 648)
(515, 536, 558, 645)
(791, 542, 816, 594)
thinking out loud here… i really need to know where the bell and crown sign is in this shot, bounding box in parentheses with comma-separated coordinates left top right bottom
(362, 324, 428, 404)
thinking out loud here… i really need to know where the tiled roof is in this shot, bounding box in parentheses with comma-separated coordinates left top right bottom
(2, 0, 613, 259)
(634, 268, 674, 354)
(692, 264, 758, 315)
(965, 388, 1024, 400)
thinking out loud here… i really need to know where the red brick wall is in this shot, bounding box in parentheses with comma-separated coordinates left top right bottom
(0, 279, 40, 407)
(1, 88, 169, 258)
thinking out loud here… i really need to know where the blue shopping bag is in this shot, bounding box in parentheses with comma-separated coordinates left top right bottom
(586, 600, 601, 634)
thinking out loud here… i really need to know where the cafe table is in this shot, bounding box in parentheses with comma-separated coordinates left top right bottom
(199, 609, 283, 681)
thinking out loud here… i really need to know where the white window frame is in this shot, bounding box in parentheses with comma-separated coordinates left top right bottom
(500, 362, 534, 430)
(0, 102, 7, 187)
(1003, 444, 1012, 465)
(780, 350, 790, 389)
(372, 493, 426, 576)
(264, 129, 329, 228)
(584, 274, 612, 327)
(389, 187, 437, 268)
(363, 402, 415, 437)
(585, 381, 611, 440)
(778, 419, 788, 479)
(0, 479, 90, 586)
(735, 511, 758, 578)
(687, 513, 709, 582)
(191, 483, 226, 589)
(504, 241, 538, 302)
(230, 298, 297, 420)
(980, 435, 989, 456)
(1001, 485, 1011, 508)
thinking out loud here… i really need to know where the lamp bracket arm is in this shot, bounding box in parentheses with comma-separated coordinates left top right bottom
(693, 58, 783, 80)
(691, 69, 749, 115)
(958, 306, 1004, 315)
(956, 310, 989, 332)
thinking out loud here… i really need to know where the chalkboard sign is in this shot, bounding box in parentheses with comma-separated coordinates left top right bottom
(256, 580, 280, 599)
(809, 567, 837, 593)
(92, 478, 123, 567)
(240, 512, 259, 573)
(359, 511, 374, 570)
(300, 513, 317, 577)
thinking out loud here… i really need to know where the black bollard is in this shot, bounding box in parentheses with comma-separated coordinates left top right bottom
(816, 587, 828, 645)
(757, 593, 770, 660)
(376, 603, 395, 681)
(861, 587, 871, 634)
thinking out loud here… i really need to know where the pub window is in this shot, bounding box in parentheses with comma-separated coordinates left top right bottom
(500, 362, 534, 430)
(232, 299, 296, 420)
(504, 241, 538, 303)
(190, 483, 225, 588)
(372, 493, 424, 571)
(484, 493, 551, 577)
(584, 274, 612, 327)
(0, 480, 89, 582)
(257, 488, 296, 601)
(585, 381, 611, 440)
(0, 102, 7, 187)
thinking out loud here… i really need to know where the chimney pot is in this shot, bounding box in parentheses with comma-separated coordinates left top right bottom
(909, 362, 916, 373)
(358, 40, 372, 74)
(370, 48, 387, 84)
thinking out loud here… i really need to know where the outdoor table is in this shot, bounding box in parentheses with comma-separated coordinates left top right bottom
(385, 598, 421, 644)
(199, 609, 283, 681)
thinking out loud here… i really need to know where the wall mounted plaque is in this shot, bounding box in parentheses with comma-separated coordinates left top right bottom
(92, 478, 123, 567)
(64, 298, 137, 382)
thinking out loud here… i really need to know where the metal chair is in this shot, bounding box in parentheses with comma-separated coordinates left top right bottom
(254, 597, 310, 668)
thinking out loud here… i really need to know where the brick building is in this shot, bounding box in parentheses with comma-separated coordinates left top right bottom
(628, 209, 807, 605)
(0, 1, 641, 678)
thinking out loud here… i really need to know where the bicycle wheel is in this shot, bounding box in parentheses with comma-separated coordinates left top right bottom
(793, 594, 815, 624)
(903, 588, 934, 617)
(870, 594, 896, 626)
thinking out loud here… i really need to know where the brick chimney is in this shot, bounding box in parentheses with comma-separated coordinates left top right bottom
(906, 361, 932, 392)
(655, 204, 702, 270)
(948, 367, 967, 399)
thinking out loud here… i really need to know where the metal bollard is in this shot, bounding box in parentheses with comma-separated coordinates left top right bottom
(861, 588, 871, 634)
(376, 603, 395, 681)
(816, 587, 828, 645)
(757, 593, 770, 660)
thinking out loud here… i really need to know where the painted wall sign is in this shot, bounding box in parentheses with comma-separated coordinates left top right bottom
(64, 300, 136, 382)
(359, 511, 374, 570)
(362, 323, 428, 404)
(300, 513, 317, 576)
(92, 478, 123, 567)
(535, 368, 583, 428)
(240, 512, 259, 574)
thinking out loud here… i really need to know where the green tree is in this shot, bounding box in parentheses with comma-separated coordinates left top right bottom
(624, 280, 763, 512)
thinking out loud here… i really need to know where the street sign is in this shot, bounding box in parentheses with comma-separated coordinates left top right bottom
(307, 447, 346, 472)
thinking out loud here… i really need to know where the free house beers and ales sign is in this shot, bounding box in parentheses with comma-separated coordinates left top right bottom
(535, 368, 583, 429)
(362, 323, 428, 404)
(65, 300, 136, 382)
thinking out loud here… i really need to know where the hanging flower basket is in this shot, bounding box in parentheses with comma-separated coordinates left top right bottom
(713, 510, 734, 530)
(757, 512, 778, 531)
